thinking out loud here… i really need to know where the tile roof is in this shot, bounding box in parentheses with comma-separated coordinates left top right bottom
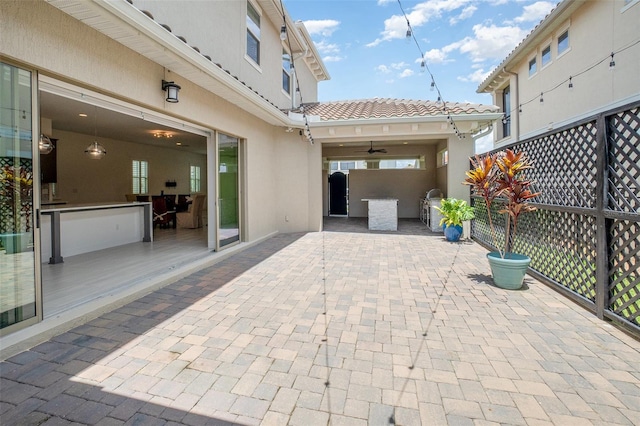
(299, 98, 499, 121)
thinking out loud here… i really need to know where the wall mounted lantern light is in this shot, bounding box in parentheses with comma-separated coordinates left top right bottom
(162, 80, 181, 103)
(39, 134, 54, 154)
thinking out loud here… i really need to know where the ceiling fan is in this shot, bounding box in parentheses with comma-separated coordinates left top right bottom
(356, 141, 387, 154)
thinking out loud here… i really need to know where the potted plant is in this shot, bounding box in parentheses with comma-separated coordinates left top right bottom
(435, 198, 475, 242)
(463, 149, 540, 289)
(0, 164, 33, 254)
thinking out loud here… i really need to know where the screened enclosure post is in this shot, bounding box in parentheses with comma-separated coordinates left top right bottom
(595, 113, 608, 319)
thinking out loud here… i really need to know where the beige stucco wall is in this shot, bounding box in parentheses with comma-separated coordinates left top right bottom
(445, 135, 473, 202)
(495, 0, 640, 143)
(1, 0, 323, 244)
(347, 170, 435, 218)
(133, 0, 317, 111)
(48, 129, 207, 205)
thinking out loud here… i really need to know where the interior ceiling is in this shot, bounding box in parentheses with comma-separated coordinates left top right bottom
(40, 91, 207, 155)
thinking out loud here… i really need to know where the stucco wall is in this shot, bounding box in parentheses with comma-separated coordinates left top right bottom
(2, 0, 322, 245)
(347, 170, 435, 218)
(496, 0, 640, 143)
(49, 130, 207, 205)
(132, 0, 317, 111)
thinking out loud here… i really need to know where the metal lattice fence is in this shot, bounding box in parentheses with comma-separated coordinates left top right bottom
(472, 101, 640, 334)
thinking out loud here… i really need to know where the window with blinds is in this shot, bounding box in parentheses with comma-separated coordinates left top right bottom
(246, 1, 261, 64)
(190, 165, 201, 193)
(132, 160, 148, 194)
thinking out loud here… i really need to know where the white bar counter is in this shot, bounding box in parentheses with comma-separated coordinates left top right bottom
(361, 198, 398, 231)
(40, 202, 152, 264)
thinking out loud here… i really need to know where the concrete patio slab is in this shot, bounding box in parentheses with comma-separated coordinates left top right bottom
(1, 219, 639, 425)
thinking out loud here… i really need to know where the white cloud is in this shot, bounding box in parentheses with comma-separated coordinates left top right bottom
(314, 40, 340, 55)
(449, 5, 477, 25)
(447, 23, 529, 63)
(302, 19, 340, 37)
(367, 0, 474, 46)
(399, 69, 415, 78)
(510, 1, 556, 24)
(376, 65, 392, 74)
(458, 67, 492, 83)
(323, 55, 343, 62)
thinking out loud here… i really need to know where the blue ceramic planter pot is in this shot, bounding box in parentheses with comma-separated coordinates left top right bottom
(486, 252, 531, 289)
(443, 224, 463, 242)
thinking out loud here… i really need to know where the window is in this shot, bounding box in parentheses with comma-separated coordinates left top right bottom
(190, 165, 201, 193)
(437, 150, 449, 168)
(282, 50, 292, 94)
(528, 57, 537, 76)
(558, 30, 569, 55)
(541, 45, 551, 67)
(132, 160, 148, 194)
(502, 85, 511, 138)
(246, 1, 260, 64)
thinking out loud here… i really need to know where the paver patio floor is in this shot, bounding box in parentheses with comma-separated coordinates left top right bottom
(1, 219, 639, 425)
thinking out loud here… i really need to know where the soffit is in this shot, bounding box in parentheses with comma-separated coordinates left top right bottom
(46, 0, 293, 127)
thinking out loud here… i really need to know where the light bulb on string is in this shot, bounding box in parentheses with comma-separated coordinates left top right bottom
(430, 79, 435, 91)
(568, 76, 573, 89)
(280, 25, 287, 41)
(420, 59, 426, 73)
(539, 92, 544, 104)
(609, 52, 615, 69)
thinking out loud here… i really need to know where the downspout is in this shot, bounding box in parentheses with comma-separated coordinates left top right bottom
(503, 68, 520, 141)
(291, 45, 309, 110)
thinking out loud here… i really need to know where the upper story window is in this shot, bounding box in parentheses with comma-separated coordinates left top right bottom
(246, 1, 261, 65)
(282, 50, 292, 94)
(528, 57, 537, 77)
(132, 160, 148, 194)
(558, 30, 569, 55)
(502, 85, 511, 138)
(541, 45, 551, 67)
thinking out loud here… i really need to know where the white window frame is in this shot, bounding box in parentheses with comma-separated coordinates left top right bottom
(190, 165, 201, 193)
(282, 49, 292, 96)
(132, 160, 148, 194)
(557, 26, 570, 58)
(437, 149, 449, 168)
(622, 0, 639, 12)
(528, 55, 537, 78)
(246, 1, 261, 66)
(541, 44, 552, 68)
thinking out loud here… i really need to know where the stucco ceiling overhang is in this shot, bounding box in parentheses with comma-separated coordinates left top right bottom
(302, 113, 504, 144)
(477, 0, 583, 94)
(45, 0, 320, 128)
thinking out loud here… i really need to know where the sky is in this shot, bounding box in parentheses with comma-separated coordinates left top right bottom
(283, 0, 557, 107)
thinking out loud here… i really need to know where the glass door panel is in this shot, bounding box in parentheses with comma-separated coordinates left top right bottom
(0, 62, 37, 331)
(218, 133, 239, 248)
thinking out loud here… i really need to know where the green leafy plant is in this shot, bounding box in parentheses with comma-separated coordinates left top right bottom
(463, 149, 540, 258)
(436, 197, 475, 228)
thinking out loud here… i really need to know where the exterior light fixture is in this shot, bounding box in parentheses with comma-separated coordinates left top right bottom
(162, 80, 181, 103)
(568, 76, 573, 89)
(39, 134, 54, 154)
(280, 24, 287, 41)
(85, 107, 106, 159)
(609, 52, 615, 68)
(539, 92, 544, 103)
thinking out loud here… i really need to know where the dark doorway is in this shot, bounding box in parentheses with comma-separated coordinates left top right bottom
(329, 172, 348, 215)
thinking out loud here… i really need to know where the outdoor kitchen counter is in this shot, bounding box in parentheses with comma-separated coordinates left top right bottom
(40, 202, 152, 264)
(361, 198, 398, 231)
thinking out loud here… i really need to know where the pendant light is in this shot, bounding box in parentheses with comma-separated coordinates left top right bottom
(39, 134, 54, 154)
(85, 106, 106, 159)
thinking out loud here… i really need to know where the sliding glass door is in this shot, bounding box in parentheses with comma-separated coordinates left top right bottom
(218, 133, 239, 248)
(0, 62, 39, 333)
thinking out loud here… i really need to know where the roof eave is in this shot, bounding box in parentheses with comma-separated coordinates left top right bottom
(48, 0, 292, 127)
